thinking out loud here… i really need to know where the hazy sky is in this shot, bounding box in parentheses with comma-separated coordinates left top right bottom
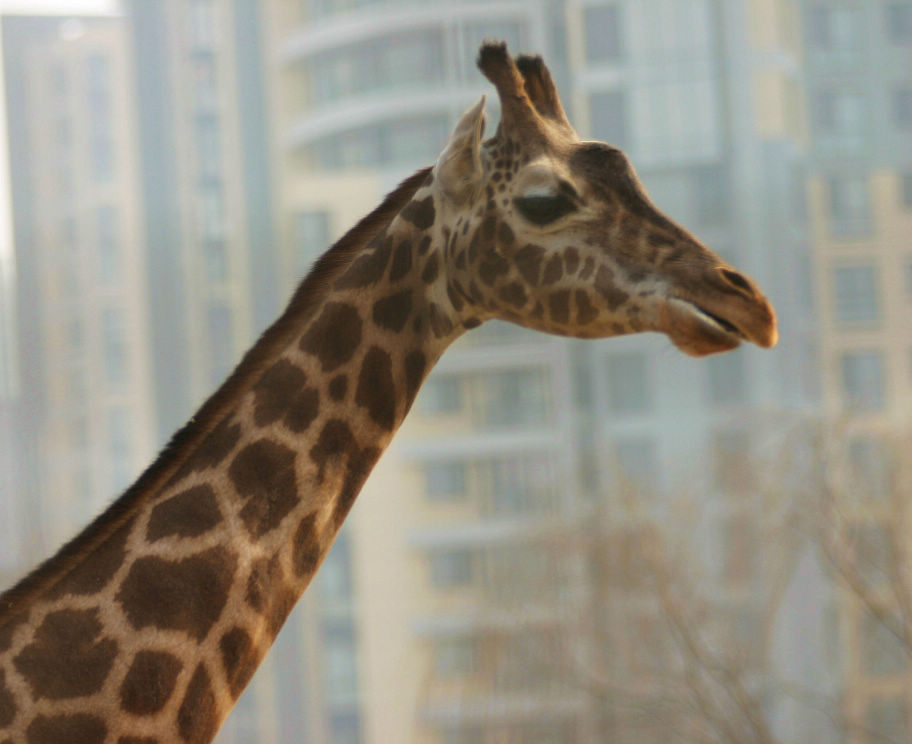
(0, 0, 118, 14)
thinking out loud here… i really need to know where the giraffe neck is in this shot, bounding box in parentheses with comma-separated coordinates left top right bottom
(0, 167, 463, 744)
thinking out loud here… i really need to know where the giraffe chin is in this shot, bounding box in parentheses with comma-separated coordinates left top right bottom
(661, 299, 744, 357)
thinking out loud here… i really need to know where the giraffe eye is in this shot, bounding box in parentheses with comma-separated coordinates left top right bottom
(514, 192, 577, 226)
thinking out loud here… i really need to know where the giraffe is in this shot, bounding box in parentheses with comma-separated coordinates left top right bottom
(0, 43, 777, 744)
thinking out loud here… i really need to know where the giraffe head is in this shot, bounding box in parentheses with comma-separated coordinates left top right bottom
(432, 42, 777, 356)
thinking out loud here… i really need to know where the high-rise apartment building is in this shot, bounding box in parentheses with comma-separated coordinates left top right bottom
(3, 15, 157, 558)
(802, 1, 912, 740)
(261, 1, 817, 743)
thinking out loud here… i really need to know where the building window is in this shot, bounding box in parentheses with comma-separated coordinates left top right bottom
(807, 5, 862, 50)
(319, 529, 353, 601)
(196, 115, 221, 181)
(841, 351, 885, 412)
(828, 174, 872, 238)
(323, 621, 358, 702)
(204, 240, 227, 283)
(692, 164, 731, 225)
(584, 5, 622, 62)
(605, 352, 650, 415)
(187, 0, 216, 50)
(434, 638, 478, 677)
(198, 186, 226, 242)
(96, 206, 120, 284)
(419, 375, 461, 416)
(886, 3, 912, 43)
(814, 89, 867, 148)
(848, 438, 893, 501)
(893, 87, 912, 129)
(424, 462, 467, 502)
(327, 713, 361, 744)
(833, 265, 880, 327)
(479, 369, 550, 428)
(429, 550, 473, 589)
(589, 90, 627, 148)
(86, 55, 113, 182)
(480, 456, 555, 515)
(101, 308, 127, 387)
(706, 349, 747, 405)
(207, 300, 233, 384)
(293, 211, 330, 275)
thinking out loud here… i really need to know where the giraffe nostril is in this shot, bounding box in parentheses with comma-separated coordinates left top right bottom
(717, 267, 755, 296)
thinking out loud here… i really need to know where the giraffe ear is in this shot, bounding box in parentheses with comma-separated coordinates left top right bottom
(436, 96, 486, 203)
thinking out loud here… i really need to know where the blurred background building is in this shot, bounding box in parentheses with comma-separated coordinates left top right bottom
(1, 1, 911, 743)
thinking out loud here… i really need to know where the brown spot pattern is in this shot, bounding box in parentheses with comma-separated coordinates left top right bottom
(229, 439, 299, 537)
(355, 346, 396, 430)
(328, 374, 348, 401)
(515, 244, 544, 285)
(309, 419, 357, 484)
(120, 650, 182, 715)
(177, 664, 218, 744)
(549, 290, 570, 324)
(284, 387, 320, 433)
(251, 360, 307, 427)
(117, 547, 237, 641)
(220, 627, 259, 699)
(372, 290, 413, 333)
(0, 669, 15, 727)
(576, 291, 598, 324)
(245, 555, 281, 614)
(421, 254, 440, 283)
(119, 738, 158, 744)
(335, 233, 393, 289)
(388, 239, 413, 282)
(400, 195, 435, 230)
(175, 419, 242, 479)
(499, 282, 527, 308)
(293, 512, 321, 578)
(596, 266, 630, 310)
(403, 351, 426, 410)
(48, 519, 133, 598)
(14, 608, 117, 701)
(300, 302, 362, 372)
(147, 485, 222, 542)
(26, 714, 106, 744)
(543, 254, 563, 285)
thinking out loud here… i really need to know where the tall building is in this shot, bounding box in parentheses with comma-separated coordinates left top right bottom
(261, 1, 817, 743)
(802, 1, 912, 740)
(2, 14, 157, 557)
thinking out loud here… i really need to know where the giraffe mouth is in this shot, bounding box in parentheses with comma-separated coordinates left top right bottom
(664, 298, 747, 356)
(690, 304, 747, 341)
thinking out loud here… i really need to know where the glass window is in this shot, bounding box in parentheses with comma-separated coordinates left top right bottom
(198, 185, 225, 242)
(807, 5, 862, 50)
(424, 462, 467, 502)
(323, 621, 358, 701)
(706, 349, 746, 405)
(204, 239, 227, 283)
(692, 164, 730, 225)
(207, 300, 233, 384)
(434, 638, 478, 676)
(101, 308, 127, 387)
(196, 115, 221, 180)
(605, 352, 650, 414)
(419, 375, 462, 416)
(584, 5, 623, 62)
(429, 550, 473, 588)
(886, 3, 912, 43)
(86, 55, 113, 182)
(828, 174, 872, 238)
(293, 210, 330, 275)
(841, 351, 885, 412)
(320, 529, 353, 601)
(814, 89, 867, 148)
(589, 90, 627, 148)
(833, 265, 879, 327)
(479, 369, 550, 428)
(482, 456, 555, 515)
(893, 87, 912, 129)
(96, 206, 120, 284)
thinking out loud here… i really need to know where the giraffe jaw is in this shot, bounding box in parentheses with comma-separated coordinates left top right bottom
(664, 298, 747, 357)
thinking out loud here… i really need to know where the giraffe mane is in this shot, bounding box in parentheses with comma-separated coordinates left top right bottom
(0, 165, 433, 626)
